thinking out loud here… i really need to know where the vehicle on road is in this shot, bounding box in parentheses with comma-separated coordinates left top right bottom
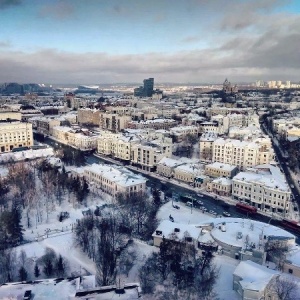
(235, 203, 257, 215)
(173, 205, 180, 209)
(197, 193, 204, 198)
(197, 200, 203, 206)
(223, 211, 231, 217)
(280, 219, 300, 234)
(209, 210, 217, 216)
(202, 207, 208, 212)
(291, 184, 295, 189)
(186, 201, 193, 207)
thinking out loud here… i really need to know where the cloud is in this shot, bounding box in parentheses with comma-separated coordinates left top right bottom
(0, 40, 11, 48)
(0, 0, 21, 9)
(180, 36, 201, 44)
(38, 0, 74, 20)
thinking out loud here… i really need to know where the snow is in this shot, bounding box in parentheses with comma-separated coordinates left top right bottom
(233, 260, 279, 291)
(206, 162, 237, 172)
(0, 148, 54, 163)
(209, 218, 295, 249)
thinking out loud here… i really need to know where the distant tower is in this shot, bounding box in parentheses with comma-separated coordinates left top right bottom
(143, 78, 154, 97)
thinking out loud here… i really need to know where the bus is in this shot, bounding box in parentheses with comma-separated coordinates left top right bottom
(235, 203, 257, 215)
(280, 219, 300, 234)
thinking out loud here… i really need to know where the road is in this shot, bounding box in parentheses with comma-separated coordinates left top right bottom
(260, 121, 300, 215)
(41, 136, 299, 240)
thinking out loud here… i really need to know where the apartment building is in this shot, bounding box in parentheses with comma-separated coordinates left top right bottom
(28, 116, 61, 136)
(232, 165, 291, 216)
(0, 111, 21, 121)
(127, 118, 177, 130)
(99, 112, 132, 132)
(206, 177, 232, 196)
(130, 138, 172, 171)
(205, 162, 238, 178)
(83, 163, 147, 197)
(52, 126, 98, 150)
(0, 120, 33, 153)
(156, 157, 185, 178)
(212, 137, 274, 170)
(173, 163, 204, 185)
(97, 132, 137, 162)
(78, 108, 100, 126)
(199, 132, 218, 162)
(199, 121, 219, 133)
(170, 125, 199, 142)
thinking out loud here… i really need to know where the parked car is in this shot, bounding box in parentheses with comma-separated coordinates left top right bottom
(223, 211, 231, 217)
(23, 290, 32, 300)
(186, 201, 193, 207)
(197, 200, 203, 206)
(173, 205, 180, 209)
(202, 207, 208, 212)
(209, 210, 217, 216)
(197, 193, 204, 198)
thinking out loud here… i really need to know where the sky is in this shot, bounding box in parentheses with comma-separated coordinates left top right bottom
(0, 0, 300, 84)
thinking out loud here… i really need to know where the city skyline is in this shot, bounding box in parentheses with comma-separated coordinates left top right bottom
(0, 0, 300, 84)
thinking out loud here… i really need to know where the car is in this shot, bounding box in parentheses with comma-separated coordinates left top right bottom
(197, 200, 203, 206)
(186, 201, 193, 207)
(173, 205, 180, 209)
(23, 290, 32, 300)
(197, 193, 204, 198)
(209, 210, 217, 216)
(291, 184, 295, 189)
(202, 207, 208, 212)
(223, 211, 231, 217)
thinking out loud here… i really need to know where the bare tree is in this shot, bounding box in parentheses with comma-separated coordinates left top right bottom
(269, 276, 299, 300)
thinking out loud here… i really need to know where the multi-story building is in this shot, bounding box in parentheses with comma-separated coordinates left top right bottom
(127, 118, 177, 130)
(0, 120, 33, 153)
(205, 162, 238, 178)
(134, 78, 154, 97)
(212, 137, 274, 170)
(78, 108, 100, 126)
(99, 112, 131, 133)
(28, 116, 61, 136)
(130, 138, 172, 171)
(83, 164, 147, 197)
(0, 111, 21, 121)
(232, 165, 291, 216)
(169, 125, 199, 142)
(156, 157, 185, 178)
(199, 132, 218, 162)
(173, 163, 204, 185)
(52, 126, 99, 150)
(206, 177, 232, 196)
(97, 132, 137, 162)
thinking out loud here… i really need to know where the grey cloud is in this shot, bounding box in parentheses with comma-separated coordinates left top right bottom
(0, 0, 21, 9)
(0, 40, 11, 48)
(38, 0, 74, 20)
(180, 36, 201, 44)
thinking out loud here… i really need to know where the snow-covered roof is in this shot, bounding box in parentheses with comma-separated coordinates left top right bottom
(84, 163, 147, 187)
(233, 164, 290, 192)
(212, 177, 232, 186)
(209, 218, 295, 249)
(152, 220, 202, 241)
(157, 157, 185, 168)
(200, 132, 218, 142)
(206, 162, 237, 172)
(233, 260, 279, 292)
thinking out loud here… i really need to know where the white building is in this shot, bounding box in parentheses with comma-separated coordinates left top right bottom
(212, 137, 274, 170)
(83, 163, 147, 197)
(232, 165, 291, 216)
